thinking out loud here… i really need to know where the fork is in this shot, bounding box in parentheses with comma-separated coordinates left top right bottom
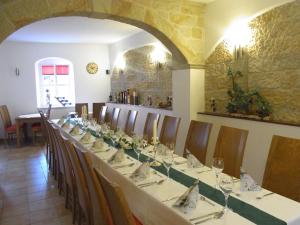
(194, 211, 224, 224)
(256, 192, 274, 200)
(138, 179, 165, 188)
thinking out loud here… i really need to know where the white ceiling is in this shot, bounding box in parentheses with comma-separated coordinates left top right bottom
(7, 17, 143, 44)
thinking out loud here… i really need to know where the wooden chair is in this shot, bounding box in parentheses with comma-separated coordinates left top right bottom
(32, 104, 51, 144)
(159, 115, 181, 146)
(99, 106, 108, 124)
(143, 113, 160, 143)
(94, 169, 142, 225)
(93, 103, 105, 123)
(110, 108, 121, 132)
(51, 125, 67, 195)
(64, 140, 91, 225)
(124, 110, 138, 136)
(262, 135, 300, 202)
(105, 107, 114, 124)
(183, 120, 212, 164)
(59, 134, 77, 223)
(213, 126, 248, 178)
(0, 105, 19, 144)
(75, 148, 112, 225)
(75, 103, 89, 117)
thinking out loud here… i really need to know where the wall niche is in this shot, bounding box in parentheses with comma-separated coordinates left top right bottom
(205, 0, 300, 123)
(111, 45, 172, 107)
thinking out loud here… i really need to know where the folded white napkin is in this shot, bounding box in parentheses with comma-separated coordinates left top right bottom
(130, 162, 150, 182)
(92, 139, 104, 150)
(186, 153, 203, 168)
(156, 144, 168, 156)
(173, 180, 199, 214)
(107, 149, 125, 164)
(240, 168, 262, 192)
(80, 131, 92, 144)
(69, 125, 81, 136)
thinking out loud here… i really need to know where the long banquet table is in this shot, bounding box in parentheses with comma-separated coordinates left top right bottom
(54, 119, 300, 225)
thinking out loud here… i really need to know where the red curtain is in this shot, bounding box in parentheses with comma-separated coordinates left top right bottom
(56, 65, 69, 75)
(42, 65, 54, 75)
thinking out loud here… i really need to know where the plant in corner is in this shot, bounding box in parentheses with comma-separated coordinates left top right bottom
(226, 67, 272, 119)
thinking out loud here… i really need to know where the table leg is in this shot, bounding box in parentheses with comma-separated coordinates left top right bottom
(16, 120, 20, 147)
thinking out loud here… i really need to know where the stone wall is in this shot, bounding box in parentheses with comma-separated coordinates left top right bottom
(205, 0, 300, 123)
(111, 45, 172, 106)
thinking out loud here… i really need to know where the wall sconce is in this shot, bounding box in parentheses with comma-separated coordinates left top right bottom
(15, 67, 20, 76)
(150, 42, 167, 72)
(115, 53, 126, 75)
(224, 18, 253, 60)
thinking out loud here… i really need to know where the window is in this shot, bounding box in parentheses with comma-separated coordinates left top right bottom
(35, 57, 75, 108)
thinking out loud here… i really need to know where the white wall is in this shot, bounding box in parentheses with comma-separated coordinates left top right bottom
(197, 114, 300, 185)
(109, 31, 158, 71)
(204, 0, 295, 57)
(0, 41, 111, 138)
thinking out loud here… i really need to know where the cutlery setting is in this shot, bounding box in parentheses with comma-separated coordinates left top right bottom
(256, 192, 274, 200)
(112, 163, 135, 169)
(193, 211, 224, 224)
(137, 179, 166, 188)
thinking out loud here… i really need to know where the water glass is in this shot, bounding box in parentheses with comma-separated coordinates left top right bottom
(218, 174, 234, 212)
(212, 157, 224, 187)
(162, 150, 174, 180)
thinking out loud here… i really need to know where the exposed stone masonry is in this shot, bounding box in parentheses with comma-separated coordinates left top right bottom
(111, 45, 172, 106)
(205, 0, 300, 123)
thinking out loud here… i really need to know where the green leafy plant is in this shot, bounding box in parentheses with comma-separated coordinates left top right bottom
(226, 67, 272, 119)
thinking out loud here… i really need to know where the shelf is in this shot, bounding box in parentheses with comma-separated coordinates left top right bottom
(197, 112, 300, 128)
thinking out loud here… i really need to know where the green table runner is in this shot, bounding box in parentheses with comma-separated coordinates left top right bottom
(67, 120, 287, 225)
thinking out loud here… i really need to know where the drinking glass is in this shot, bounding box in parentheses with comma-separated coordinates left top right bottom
(162, 150, 174, 180)
(218, 174, 233, 213)
(212, 157, 224, 188)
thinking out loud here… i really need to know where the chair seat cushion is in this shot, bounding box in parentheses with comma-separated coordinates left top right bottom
(32, 122, 41, 128)
(32, 124, 42, 132)
(5, 124, 17, 132)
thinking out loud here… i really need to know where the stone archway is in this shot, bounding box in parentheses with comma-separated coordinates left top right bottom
(0, 0, 205, 68)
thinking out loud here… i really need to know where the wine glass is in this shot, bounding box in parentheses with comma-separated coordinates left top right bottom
(212, 157, 224, 188)
(162, 150, 174, 180)
(218, 174, 233, 213)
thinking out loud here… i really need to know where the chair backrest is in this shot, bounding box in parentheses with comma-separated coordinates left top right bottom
(184, 120, 212, 164)
(124, 110, 138, 136)
(214, 126, 248, 177)
(75, 149, 112, 225)
(111, 108, 121, 131)
(263, 135, 300, 202)
(159, 115, 181, 146)
(51, 125, 66, 177)
(93, 103, 105, 122)
(59, 133, 75, 193)
(143, 113, 160, 143)
(64, 139, 91, 224)
(0, 105, 12, 128)
(39, 111, 49, 143)
(75, 103, 88, 117)
(105, 107, 114, 124)
(94, 169, 136, 225)
(99, 106, 108, 124)
(46, 104, 52, 119)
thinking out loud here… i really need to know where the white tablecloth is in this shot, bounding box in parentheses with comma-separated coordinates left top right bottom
(56, 122, 300, 225)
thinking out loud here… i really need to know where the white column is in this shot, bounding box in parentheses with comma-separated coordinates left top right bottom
(172, 68, 205, 155)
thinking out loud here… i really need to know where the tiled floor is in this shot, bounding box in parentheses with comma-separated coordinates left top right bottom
(0, 144, 73, 225)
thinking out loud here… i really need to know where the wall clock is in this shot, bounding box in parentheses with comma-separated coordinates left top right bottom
(86, 62, 98, 74)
